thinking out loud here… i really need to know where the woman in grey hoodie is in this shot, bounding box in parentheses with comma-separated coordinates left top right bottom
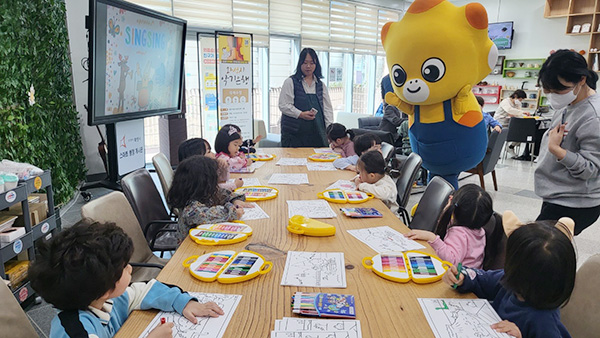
(535, 49, 600, 235)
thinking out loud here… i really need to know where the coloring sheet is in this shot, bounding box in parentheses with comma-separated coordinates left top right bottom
(240, 202, 269, 221)
(242, 177, 261, 187)
(248, 161, 266, 170)
(138, 292, 242, 338)
(347, 226, 425, 253)
(275, 317, 362, 336)
(417, 298, 511, 338)
(281, 251, 347, 288)
(314, 148, 336, 153)
(287, 200, 337, 219)
(326, 180, 356, 191)
(268, 173, 309, 185)
(306, 162, 337, 171)
(271, 331, 358, 338)
(277, 158, 308, 166)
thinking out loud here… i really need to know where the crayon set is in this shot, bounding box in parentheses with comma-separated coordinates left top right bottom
(362, 250, 451, 284)
(189, 222, 253, 245)
(183, 250, 272, 283)
(291, 292, 356, 319)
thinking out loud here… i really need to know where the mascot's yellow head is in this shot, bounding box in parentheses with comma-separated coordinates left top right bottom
(381, 0, 498, 105)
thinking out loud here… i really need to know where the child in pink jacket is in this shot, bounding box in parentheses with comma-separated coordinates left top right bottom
(405, 184, 495, 269)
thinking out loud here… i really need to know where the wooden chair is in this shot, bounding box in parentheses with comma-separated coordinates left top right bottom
(466, 129, 507, 191)
(409, 176, 454, 232)
(561, 254, 600, 338)
(81, 191, 167, 282)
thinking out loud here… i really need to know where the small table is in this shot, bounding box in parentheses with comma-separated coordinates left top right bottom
(114, 148, 472, 338)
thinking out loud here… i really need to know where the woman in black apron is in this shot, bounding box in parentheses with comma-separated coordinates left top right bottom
(279, 48, 333, 147)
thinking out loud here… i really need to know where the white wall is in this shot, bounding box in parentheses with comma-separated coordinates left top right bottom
(65, 0, 106, 176)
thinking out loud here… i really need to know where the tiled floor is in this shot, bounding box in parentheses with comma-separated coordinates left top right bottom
(24, 158, 600, 337)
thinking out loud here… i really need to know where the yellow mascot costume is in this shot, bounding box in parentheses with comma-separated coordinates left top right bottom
(382, 0, 498, 189)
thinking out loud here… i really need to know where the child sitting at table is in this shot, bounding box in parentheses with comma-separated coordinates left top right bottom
(404, 184, 498, 269)
(353, 150, 399, 214)
(443, 220, 576, 338)
(215, 125, 251, 171)
(333, 133, 382, 171)
(178, 138, 242, 190)
(167, 155, 249, 241)
(327, 123, 356, 158)
(28, 220, 224, 338)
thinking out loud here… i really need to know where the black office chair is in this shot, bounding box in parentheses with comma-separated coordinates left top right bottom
(395, 153, 422, 224)
(351, 128, 395, 146)
(121, 169, 178, 256)
(358, 116, 383, 130)
(409, 176, 454, 232)
(503, 118, 537, 163)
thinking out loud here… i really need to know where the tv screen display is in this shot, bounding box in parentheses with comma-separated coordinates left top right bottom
(488, 21, 514, 50)
(88, 0, 186, 126)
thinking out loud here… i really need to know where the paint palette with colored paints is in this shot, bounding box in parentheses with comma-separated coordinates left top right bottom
(189, 222, 252, 245)
(234, 186, 279, 201)
(362, 250, 450, 284)
(183, 250, 272, 283)
(246, 153, 275, 161)
(308, 153, 341, 162)
(318, 189, 374, 204)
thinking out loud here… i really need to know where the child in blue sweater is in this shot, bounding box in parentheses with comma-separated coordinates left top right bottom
(29, 221, 224, 338)
(443, 221, 575, 338)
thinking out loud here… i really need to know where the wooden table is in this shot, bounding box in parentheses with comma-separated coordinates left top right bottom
(115, 148, 472, 338)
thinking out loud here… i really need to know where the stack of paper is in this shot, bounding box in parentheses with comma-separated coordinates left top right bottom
(271, 317, 362, 338)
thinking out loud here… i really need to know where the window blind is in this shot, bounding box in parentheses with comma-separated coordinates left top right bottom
(173, 0, 232, 30)
(270, 0, 301, 36)
(126, 0, 173, 15)
(233, 0, 269, 47)
(301, 0, 330, 51)
(377, 9, 401, 56)
(329, 1, 355, 52)
(354, 5, 378, 54)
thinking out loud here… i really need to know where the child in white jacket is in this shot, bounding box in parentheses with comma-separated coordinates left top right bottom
(353, 150, 399, 214)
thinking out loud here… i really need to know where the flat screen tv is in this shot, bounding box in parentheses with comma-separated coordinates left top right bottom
(488, 21, 514, 50)
(88, 0, 186, 126)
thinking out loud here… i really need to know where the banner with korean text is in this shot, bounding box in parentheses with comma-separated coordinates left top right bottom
(216, 32, 253, 140)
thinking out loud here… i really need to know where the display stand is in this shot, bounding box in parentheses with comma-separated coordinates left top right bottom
(80, 123, 121, 201)
(0, 171, 57, 304)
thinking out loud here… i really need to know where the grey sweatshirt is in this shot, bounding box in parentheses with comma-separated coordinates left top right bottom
(534, 93, 600, 208)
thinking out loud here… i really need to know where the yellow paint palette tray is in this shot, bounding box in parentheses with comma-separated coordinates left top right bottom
(287, 215, 336, 237)
(308, 153, 341, 162)
(318, 189, 374, 204)
(189, 222, 252, 246)
(183, 250, 272, 283)
(235, 186, 279, 201)
(246, 153, 275, 161)
(362, 250, 450, 284)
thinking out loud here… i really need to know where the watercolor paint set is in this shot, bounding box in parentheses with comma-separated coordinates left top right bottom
(183, 250, 272, 283)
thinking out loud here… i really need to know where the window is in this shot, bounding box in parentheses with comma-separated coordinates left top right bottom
(268, 37, 299, 133)
(353, 54, 376, 114)
(329, 52, 353, 112)
(184, 34, 202, 139)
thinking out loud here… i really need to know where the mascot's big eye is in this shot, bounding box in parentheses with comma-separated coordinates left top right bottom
(421, 58, 445, 82)
(391, 64, 406, 87)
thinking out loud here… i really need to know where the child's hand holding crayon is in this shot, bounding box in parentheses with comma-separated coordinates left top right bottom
(182, 301, 225, 324)
(442, 264, 464, 288)
(147, 319, 174, 338)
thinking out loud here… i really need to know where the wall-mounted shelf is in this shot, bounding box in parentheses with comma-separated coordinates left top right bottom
(503, 58, 545, 79)
(472, 85, 501, 104)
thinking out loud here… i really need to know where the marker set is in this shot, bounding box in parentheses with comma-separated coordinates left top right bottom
(291, 292, 356, 319)
(183, 250, 272, 283)
(189, 222, 253, 245)
(235, 186, 279, 201)
(362, 250, 450, 284)
(308, 153, 341, 162)
(318, 189, 374, 204)
(246, 153, 275, 161)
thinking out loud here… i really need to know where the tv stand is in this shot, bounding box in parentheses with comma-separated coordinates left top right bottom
(80, 123, 121, 201)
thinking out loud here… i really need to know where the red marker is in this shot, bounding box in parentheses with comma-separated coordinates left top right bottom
(160, 317, 166, 325)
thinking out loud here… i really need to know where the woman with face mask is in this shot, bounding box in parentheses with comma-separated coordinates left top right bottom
(495, 89, 530, 157)
(535, 49, 600, 235)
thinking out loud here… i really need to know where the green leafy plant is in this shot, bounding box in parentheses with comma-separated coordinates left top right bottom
(0, 0, 86, 205)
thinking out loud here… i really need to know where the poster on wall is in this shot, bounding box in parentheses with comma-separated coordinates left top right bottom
(115, 119, 145, 176)
(199, 36, 219, 143)
(216, 32, 253, 140)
